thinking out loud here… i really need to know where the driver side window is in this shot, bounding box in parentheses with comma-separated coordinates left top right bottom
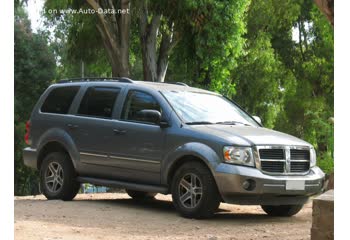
(121, 90, 161, 123)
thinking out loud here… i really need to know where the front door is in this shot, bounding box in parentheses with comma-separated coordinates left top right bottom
(109, 90, 166, 184)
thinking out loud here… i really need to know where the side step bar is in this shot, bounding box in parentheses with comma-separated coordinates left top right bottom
(76, 176, 169, 194)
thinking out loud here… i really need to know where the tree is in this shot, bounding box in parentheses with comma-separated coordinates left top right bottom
(138, 0, 179, 82)
(44, 0, 250, 84)
(85, 0, 131, 77)
(314, 0, 333, 26)
(232, 0, 300, 128)
(14, 5, 56, 195)
(229, 0, 333, 173)
(45, 0, 130, 77)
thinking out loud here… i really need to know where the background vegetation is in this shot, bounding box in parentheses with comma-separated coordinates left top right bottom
(14, 0, 333, 195)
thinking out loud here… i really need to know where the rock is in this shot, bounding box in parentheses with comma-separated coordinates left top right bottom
(207, 235, 218, 240)
(311, 190, 334, 240)
(327, 172, 334, 190)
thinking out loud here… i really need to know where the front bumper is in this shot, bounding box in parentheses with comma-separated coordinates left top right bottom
(23, 147, 38, 169)
(214, 163, 325, 205)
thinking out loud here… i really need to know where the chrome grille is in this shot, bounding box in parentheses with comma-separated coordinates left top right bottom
(258, 147, 311, 174)
(260, 161, 284, 173)
(290, 149, 310, 160)
(259, 149, 284, 160)
(290, 161, 310, 172)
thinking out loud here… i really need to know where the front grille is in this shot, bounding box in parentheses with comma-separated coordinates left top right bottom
(259, 149, 284, 159)
(290, 149, 310, 160)
(261, 161, 284, 173)
(291, 162, 310, 172)
(258, 147, 311, 174)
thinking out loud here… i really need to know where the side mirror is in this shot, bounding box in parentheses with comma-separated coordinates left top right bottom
(135, 110, 161, 124)
(253, 116, 262, 125)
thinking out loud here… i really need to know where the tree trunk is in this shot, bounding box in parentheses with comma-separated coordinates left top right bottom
(87, 0, 130, 77)
(314, 0, 334, 26)
(139, 2, 178, 82)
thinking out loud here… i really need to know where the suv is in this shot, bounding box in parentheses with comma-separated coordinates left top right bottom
(23, 78, 325, 218)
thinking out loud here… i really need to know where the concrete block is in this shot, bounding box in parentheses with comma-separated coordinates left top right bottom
(311, 190, 334, 240)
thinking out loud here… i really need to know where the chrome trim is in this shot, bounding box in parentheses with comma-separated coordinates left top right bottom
(80, 152, 108, 158)
(259, 159, 285, 162)
(305, 183, 321, 187)
(109, 155, 160, 164)
(80, 152, 159, 164)
(263, 184, 285, 187)
(285, 146, 291, 173)
(255, 145, 311, 176)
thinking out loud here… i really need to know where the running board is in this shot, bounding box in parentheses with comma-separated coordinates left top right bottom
(76, 176, 169, 194)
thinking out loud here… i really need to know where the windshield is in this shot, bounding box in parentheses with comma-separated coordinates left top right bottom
(162, 91, 259, 126)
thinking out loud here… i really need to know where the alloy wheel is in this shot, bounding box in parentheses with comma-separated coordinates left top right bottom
(178, 173, 203, 208)
(45, 162, 64, 193)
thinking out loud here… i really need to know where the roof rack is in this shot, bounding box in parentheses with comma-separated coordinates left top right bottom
(58, 77, 133, 84)
(172, 82, 189, 87)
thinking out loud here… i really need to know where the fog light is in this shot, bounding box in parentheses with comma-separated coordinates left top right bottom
(242, 179, 256, 191)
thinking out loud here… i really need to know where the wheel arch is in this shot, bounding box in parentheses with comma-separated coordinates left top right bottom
(36, 128, 80, 170)
(37, 141, 70, 169)
(162, 142, 222, 187)
(166, 155, 212, 186)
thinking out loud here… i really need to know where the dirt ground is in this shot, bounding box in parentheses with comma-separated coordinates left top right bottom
(15, 193, 313, 240)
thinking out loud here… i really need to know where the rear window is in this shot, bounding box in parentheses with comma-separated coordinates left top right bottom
(78, 87, 120, 118)
(41, 86, 80, 114)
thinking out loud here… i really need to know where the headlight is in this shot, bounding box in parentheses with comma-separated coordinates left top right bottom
(310, 148, 317, 167)
(223, 146, 254, 167)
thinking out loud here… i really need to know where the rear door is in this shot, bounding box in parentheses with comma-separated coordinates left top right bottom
(67, 84, 123, 177)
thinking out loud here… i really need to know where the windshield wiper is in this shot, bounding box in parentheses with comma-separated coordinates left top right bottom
(215, 121, 251, 126)
(185, 121, 215, 125)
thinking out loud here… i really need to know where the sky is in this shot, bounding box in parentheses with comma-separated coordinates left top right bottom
(26, 0, 45, 33)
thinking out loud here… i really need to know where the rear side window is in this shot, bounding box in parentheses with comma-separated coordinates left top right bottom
(121, 90, 161, 122)
(41, 86, 80, 114)
(78, 87, 120, 118)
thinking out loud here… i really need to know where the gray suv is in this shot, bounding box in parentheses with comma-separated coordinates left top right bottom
(23, 78, 325, 218)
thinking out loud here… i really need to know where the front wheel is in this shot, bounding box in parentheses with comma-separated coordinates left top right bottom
(171, 161, 220, 219)
(40, 152, 80, 201)
(261, 204, 304, 217)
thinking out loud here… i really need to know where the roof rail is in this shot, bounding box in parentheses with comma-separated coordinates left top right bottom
(172, 82, 189, 87)
(58, 77, 133, 84)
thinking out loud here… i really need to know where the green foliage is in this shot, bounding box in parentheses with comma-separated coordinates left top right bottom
(14, 5, 56, 195)
(184, 0, 250, 96)
(232, 0, 333, 172)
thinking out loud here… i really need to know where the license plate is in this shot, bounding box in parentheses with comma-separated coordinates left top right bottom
(286, 180, 305, 190)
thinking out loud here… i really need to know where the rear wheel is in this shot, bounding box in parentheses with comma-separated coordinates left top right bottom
(40, 152, 80, 201)
(261, 204, 304, 217)
(126, 189, 157, 200)
(171, 161, 220, 219)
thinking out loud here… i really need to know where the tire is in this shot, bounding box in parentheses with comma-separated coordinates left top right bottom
(40, 152, 80, 201)
(261, 204, 304, 217)
(126, 189, 157, 200)
(171, 161, 220, 219)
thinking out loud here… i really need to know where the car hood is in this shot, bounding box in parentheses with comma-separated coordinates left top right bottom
(191, 125, 312, 147)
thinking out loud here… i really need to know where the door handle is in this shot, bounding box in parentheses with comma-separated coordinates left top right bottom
(67, 124, 79, 129)
(113, 129, 127, 135)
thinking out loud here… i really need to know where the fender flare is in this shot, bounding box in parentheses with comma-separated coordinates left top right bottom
(161, 142, 221, 185)
(37, 128, 80, 169)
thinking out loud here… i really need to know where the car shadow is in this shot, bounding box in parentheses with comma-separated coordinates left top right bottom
(15, 196, 307, 225)
(73, 197, 299, 224)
